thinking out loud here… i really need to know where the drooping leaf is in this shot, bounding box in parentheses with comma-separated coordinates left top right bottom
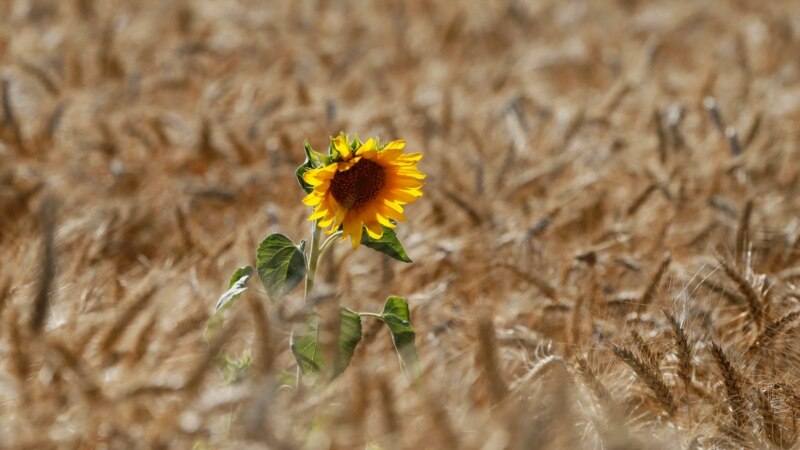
(333, 309, 362, 377)
(215, 266, 253, 311)
(361, 227, 412, 263)
(291, 315, 323, 374)
(291, 308, 363, 379)
(205, 266, 253, 341)
(296, 140, 329, 193)
(256, 234, 307, 302)
(381, 296, 419, 375)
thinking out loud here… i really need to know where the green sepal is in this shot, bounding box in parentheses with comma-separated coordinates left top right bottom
(361, 227, 412, 263)
(381, 296, 420, 376)
(296, 165, 314, 194)
(296, 140, 330, 193)
(256, 234, 307, 302)
(350, 134, 362, 150)
(328, 132, 363, 161)
(328, 134, 341, 160)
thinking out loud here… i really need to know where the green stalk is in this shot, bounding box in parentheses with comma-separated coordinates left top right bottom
(295, 226, 344, 386)
(358, 312, 384, 320)
(295, 223, 325, 388)
(303, 223, 323, 305)
(318, 230, 343, 259)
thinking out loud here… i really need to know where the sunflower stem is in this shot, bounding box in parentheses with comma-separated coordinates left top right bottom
(295, 222, 323, 388)
(318, 230, 343, 258)
(303, 222, 323, 306)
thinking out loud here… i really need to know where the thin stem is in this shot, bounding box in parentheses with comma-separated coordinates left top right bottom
(296, 222, 323, 388)
(303, 222, 323, 306)
(358, 312, 384, 320)
(318, 230, 343, 259)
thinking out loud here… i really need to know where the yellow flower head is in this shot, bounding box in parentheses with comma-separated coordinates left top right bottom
(301, 133, 425, 247)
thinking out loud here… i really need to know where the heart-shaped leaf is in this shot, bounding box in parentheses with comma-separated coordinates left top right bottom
(333, 308, 362, 377)
(256, 234, 307, 302)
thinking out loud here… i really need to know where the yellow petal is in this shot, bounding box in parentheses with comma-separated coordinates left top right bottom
(315, 203, 335, 225)
(380, 204, 406, 222)
(351, 224, 363, 248)
(390, 178, 425, 190)
(318, 164, 338, 178)
(333, 134, 351, 160)
(342, 215, 360, 246)
(377, 149, 404, 161)
(389, 189, 420, 203)
(395, 153, 423, 164)
(357, 139, 379, 158)
(355, 138, 376, 156)
(396, 168, 426, 179)
(337, 159, 356, 173)
(309, 208, 328, 221)
(302, 192, 323, 206)
(303, 165, 336, 185)
(302, 170, 324, 186)
(311, 181, 330, 193)
(398, 187, 423, 195)
(383, 199, 405, 213)
(376, 214, 396, 228)
(330, 203, 347, 230)
(383, 140, 406, 151)
(365, 220, 384, 239)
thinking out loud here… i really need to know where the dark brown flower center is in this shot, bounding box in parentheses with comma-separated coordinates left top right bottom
(330, 159, 386, 209)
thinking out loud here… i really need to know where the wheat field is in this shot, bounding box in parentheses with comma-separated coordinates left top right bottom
(2, 0, 800, 448)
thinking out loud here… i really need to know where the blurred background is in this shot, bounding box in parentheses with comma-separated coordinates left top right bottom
(2, 0, 800, 448)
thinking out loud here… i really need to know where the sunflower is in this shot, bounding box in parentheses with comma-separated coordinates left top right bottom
(301, 134, 425, 247)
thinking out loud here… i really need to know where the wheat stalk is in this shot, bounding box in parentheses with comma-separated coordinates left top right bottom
(612, 344, 676, 416)
(710, 342, 749, 429)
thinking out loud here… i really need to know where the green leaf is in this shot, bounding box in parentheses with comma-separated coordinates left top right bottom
(291, 308, 363, 379)
(215, 266, 253, 311)
(361, 227, 412, 262)
(296, 140, 329, 193)
(381, 296, 419, 375)
(205, 266, 253, 341)
(333, 309, 362, 377)
(291, 315, 323, 374)
(256, 234, 307, 302)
